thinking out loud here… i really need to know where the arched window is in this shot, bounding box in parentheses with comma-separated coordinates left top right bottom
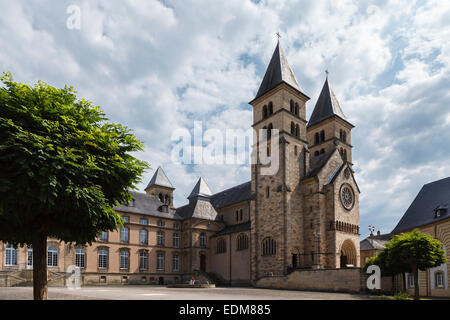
(237, 234, 249, 251)
(200, 232, 207, 248)
(263, 105, 268, 118)
(320, 130, 325, 142)
(47, 246, 58, 267)
(320, 149, 325, 154)
(294, 145, 298, 156)
(295, 102, 299, 115)
(157, 231, 165, 246)
(159, 193, 164, 203)
(139, 251, 148, 270)
(262, 238, 276, 256)
(239, 209, 243, 221)
(340, 129, 343, 141)
(291, 122, 295, 135)
(315, 132, 320, 145)
(290, 100, 294, 113)
(340, 148, 344, 157)
(343, 149, 348, 161)
(295, 124, 300, 137)
(314, 151, 320, 156)
(140, 229, 148, 244)
(343, 131, 347, 143)
(75, 248, 86, 268)
(173, 233, 180, 248)
(216, 238, 227, 254)
(5, 244, 17, 266)
(98, 249, 108, 269)
(435, 271, 444, 288)
(267, 123, 273, 139)
(165, 194, 169, 205)
(268, 102, 273, 115)
(235, 210, 239, 222)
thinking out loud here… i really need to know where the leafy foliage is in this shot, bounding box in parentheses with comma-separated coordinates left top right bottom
(0, 72, 149, 246)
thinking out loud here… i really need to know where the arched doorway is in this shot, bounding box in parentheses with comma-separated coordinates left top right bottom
(340, 240, 356, 268)
(200, 253, 206, 272)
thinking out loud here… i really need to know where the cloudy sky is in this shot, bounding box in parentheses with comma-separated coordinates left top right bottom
(1, 0, 449, 238)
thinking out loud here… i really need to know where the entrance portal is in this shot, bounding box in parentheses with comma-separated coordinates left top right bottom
(340, 240, 357, 268)
(200, 254, 206, 272)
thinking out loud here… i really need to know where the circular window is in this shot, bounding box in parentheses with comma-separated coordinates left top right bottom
(340, 184, 355, 210)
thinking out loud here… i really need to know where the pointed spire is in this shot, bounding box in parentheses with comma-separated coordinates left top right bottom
(188, 177, 213, 199)
(307, 77, 350, 128)
(252, 40, 304, 102)
(145, 166, 174, 190)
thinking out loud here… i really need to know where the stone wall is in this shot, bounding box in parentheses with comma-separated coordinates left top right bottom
(255, 268, 362, 293)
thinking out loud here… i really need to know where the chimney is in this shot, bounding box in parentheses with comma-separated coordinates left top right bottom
(377, 230, 381, 239)
(370, 232, 374, 239)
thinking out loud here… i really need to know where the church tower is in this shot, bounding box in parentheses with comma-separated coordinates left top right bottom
(249, 40, 310, 280)
(145, 166, 175, 207)
(306, 77, 354, 163)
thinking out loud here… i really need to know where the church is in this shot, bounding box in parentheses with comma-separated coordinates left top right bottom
(0, 41, 360, 287)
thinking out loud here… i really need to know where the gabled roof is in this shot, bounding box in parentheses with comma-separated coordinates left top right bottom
(188, 177, 213, 199)
(210, 181, 252, 209)
(145, 166, 174, 190)
(252, 41, 306, 102)
(303, 149, 336, 180)
(212, 221, 251, 238)
(307, 78, 350, 128)
(360, 236, 390, 251)
(176, 198, 220, 221)
(392, 177, 450, 234)
(114, 191, 183, 220)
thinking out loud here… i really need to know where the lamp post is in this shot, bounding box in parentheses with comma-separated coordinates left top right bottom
(313, 231, 321, 269)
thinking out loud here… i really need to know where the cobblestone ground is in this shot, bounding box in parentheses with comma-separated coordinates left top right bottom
(0, 286, 378, 300)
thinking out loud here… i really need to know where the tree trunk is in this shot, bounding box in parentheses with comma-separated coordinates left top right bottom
(413, 265, 419, 300)
(402, 272, 406, 292)
(32, 232, 48, 300)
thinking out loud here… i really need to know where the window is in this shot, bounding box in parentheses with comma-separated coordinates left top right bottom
(98, 249, 108, 269)
(268, 102, 273, 115)
(216, 238, 227, 254)
(139, 251, 148, 271)
(121, 226, 129, 243)
(128, 198, 135, 207)
(47, 246, 58, 267)
(27, 248, 33, 268)
(436, 272, 444, 288)
(237, 234, 249, 251)
(266, 186, 270, 198)
(295, 102, 299, 115)
(5, 244, 18, 266)
(315, 132, 320, 145)
(314, 151, 319, 156)
(122, 216, 129, 223)
(239, 209, 243, 221)
(99, 231, 108, 242)
(200, 233, 207, 248)
(157, 231, 165, 246)
(173, 254, 179, 272)
(263, 105, 268, 118)
(267, 123, 273, 139)
(157, 220, 165, 227)
(320, 148, 325, 154)
(140, 218, 148, 225)
(120, 250, 129, 269)
(408, 274, 415, 287)
(290, 100, 294, 113)
(295, 124, 299, 137)
(157, 252, 165, 270)
(159, 193, 164, 203)
(291, 122, 295, 135)
(262, 238, 276, 256)
(140, 229, 148, 244)
(294, 145, 298, 156)
(75, 248, 86, 268)
(173, 223, 180, 230)
(343, 131, 347, 143)
(173, 233, 180, 248)
(320, 130, 325, 142)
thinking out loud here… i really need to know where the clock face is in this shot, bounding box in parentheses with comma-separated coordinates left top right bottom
(340, 184, 354, 210)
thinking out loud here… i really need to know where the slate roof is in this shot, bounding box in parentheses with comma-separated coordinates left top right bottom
(188, 177, 213, 199)
(114, 191, 183, 220)
(176, 199, 220, 221)
(303, 149, 336, 180)
(392, 177, 450, 234)
(360, 236, 390, 250)
(211, 221, 251, 237)
(307, 78, 351, 128)
(252, 41, 307, 102)
(210, 181, 252, 209)
(145, 166, 174, 190)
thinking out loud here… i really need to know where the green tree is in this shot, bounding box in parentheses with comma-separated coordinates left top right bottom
(0, 73, 149, 300)
(388, 229, 446, 300)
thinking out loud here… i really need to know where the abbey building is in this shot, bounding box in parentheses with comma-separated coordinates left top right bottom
(0, 41, 360, 287)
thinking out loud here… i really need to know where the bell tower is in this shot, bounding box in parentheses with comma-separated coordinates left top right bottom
(249, 40, 310, 280)
(306, 76, 354, 163)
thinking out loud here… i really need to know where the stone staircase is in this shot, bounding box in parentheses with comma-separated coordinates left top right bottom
(0, 269, 67, 287)
(194, 270, 228, 286)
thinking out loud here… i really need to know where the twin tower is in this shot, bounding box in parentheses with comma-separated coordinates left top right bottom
(249, 41, 360, 279)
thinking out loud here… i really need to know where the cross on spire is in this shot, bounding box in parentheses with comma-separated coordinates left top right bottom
(325, 69, 329, 78)
(276, 32, 281, 40)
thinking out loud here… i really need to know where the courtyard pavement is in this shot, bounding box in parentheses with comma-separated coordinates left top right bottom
(0, 285, 377, 300)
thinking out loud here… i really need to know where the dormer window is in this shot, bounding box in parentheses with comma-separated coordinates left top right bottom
(158, 205, 169, 213)
(434, 205, 447, 218)
(129, 199, 135, 207)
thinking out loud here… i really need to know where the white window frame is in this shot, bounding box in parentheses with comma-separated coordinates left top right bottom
(120, 250, 129, 269)
(173, 233, 180, 248)
(5, 244, 18, 266)
(157, 253, 165, 271)
(99, 231, 108, 242)
(173, 254, 179, 272)
(157, 231, 165, 246)
(140, 229, 148, 244)
(98, 249, 108, 269)
(47, 246, 58, 267)
(121, 226, 129, 243)
(140, 218, 148, 225)
(200, 233, 206, 248)
(139, 251, 148, 271)
(75, 248, 86, 268)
